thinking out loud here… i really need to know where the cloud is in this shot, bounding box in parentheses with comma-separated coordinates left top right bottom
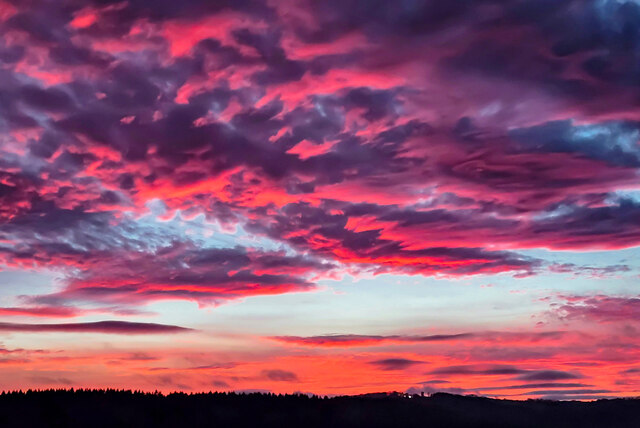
(0, 321, 192, 334)
(270, 333, 474, 347)
(261, 369, 299, 382)
(370, 358, 422, 371)
(509, 120, 640, 168)
(0, 306, 154, 318)
(429, 365, 527, 376)
(428, 365, 583, 382)
(1, 0, 639, 296)
(27, 244, 332, 308)
(0, 306, 80, 318)
(1, 232, 334, 311)
(515, 370, 582, 381)
(270, 331, 566, 348)
(29, 376, 74, 385)
(118, 353, 160, 362)
(246, 201, 542, 277)
(476, 383, 591, 391)
(552, 295, 640, 323)
(548, 263, 631, 278)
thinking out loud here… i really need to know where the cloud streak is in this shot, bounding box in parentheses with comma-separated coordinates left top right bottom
(0, 321, 193, 334)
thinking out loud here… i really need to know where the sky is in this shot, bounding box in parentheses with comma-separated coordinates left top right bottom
(0, 0, 639, 401)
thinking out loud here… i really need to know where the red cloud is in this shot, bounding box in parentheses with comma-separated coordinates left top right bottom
(18, 243, 334, 309)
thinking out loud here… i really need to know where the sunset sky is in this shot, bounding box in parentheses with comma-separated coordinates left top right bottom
(0, 0, 639, 400)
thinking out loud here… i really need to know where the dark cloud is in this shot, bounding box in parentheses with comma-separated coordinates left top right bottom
(516, 370, 582, 381)
(529, 198, 640, 249)
(232, 28, 306, 85)
(271, 333, 474, 347)
(477, 383, 592, 391)
(29, 376, 74, 385)
(370, 358, 422, 371)
(428, 365, 583, 382)
(295, 0, 485, 42)
(261, 369, 299, 382)
(0, 321, 192, 334)
(119, 353, 160, 362)
(510, 120, 640, 168)
(430, 365, 526, 376)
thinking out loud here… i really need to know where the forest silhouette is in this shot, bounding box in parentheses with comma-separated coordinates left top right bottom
(0, 389, 638, 427)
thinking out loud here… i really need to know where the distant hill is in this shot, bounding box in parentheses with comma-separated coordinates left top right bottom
(0, 389, 639, 427)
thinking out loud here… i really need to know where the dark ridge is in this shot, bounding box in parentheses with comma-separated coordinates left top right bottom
(0, 389, 639, 427)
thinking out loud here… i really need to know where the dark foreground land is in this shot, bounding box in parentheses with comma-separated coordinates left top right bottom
(0, 389, 639, 428)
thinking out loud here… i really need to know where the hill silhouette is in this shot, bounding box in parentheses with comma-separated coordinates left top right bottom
(0, 389, 638, 427)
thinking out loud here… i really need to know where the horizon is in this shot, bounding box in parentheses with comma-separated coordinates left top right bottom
(0, 388, 638, 402)
(2, 389, 639, 428)
(0, 0, 639, 402)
